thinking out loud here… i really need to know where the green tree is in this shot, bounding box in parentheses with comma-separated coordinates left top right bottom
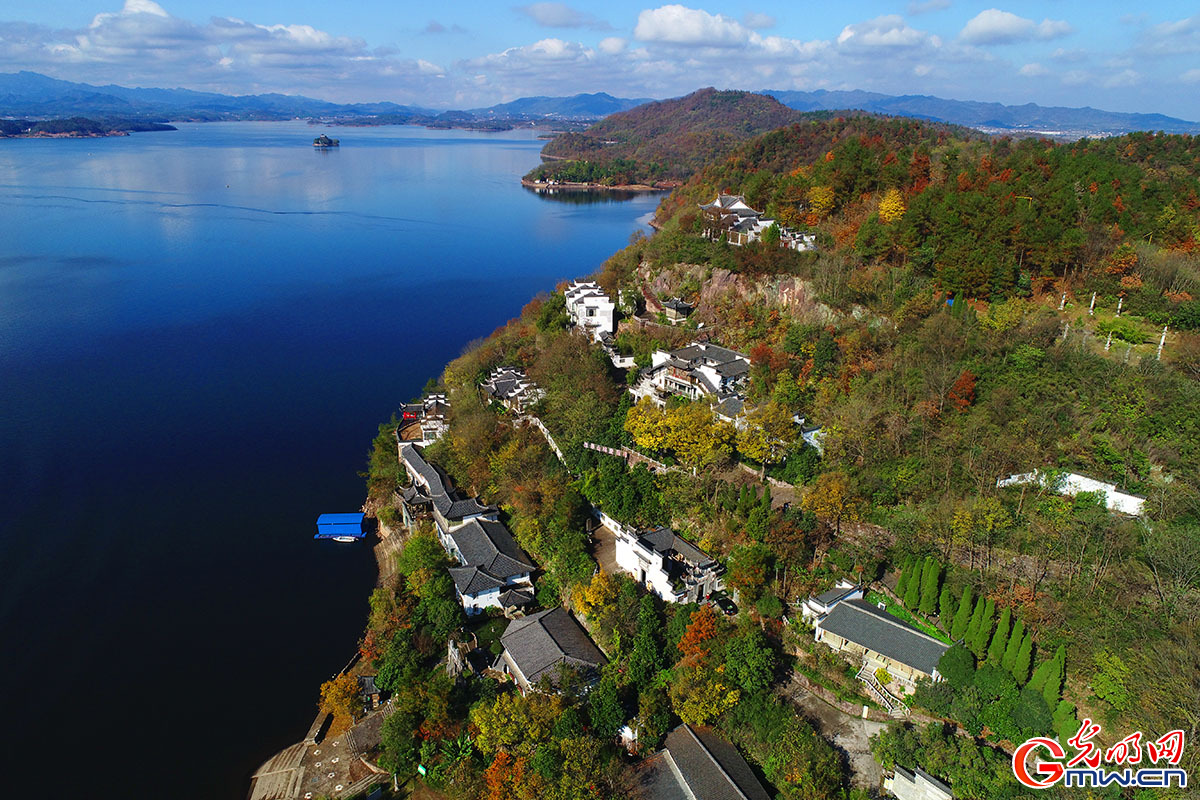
(938, 645, 977, 689)
(987, 607, 1011, 665)
(587, 677, 625, 739)
(1011, 630, 1034, 685)
(903, 562, 921, 609)
(723, 625, 777, 694)
(969, 598, 995, 657)
(938, 584, 956, 624)
(1091, 650, 1131, 711)
(627, 595, 664, 686)
(895, 557, 914, 601)
(1002, 619, 1025, 674)
(1042, 645, 1066, 709)
(950, 586, 973, 641)
(918, 557, 941, 615)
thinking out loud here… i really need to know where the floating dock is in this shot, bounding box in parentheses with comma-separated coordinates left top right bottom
(315, 512, 366, 541)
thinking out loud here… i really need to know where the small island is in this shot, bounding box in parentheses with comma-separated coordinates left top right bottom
(0, 116, 176, 138)
(313, 134, 340, 148)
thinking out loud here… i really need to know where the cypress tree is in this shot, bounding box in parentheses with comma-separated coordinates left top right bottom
(918, 557, 940, 615)
(895, 558, 912, 600)
(938, 585, 955, 623)
(965, 596, 986, 652)
(903, 560, 921, 609)
(1002, 619, 1025, 673)
(970, 598, 995, 656)
(950, 586, 973, 641)
(1028, 658, 1052, 694)
(1013, 630, 1034, 684)
(987, 607, 1011, 665)
(1042, 645, 1066, 709)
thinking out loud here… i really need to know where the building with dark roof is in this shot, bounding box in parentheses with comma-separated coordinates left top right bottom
(497, 607, 606, 693)
(629, 724, 771, 800)
(564, 280, 615, 342)
(397, 393, 450, 444)
(630, 342, 751, 419)
(661, 297, 694, 323)
(397, 443, 496, 535)
(444, 518, 536, 615)
(699, 193, 816, 252)
(801, 579, 864, 621)
(613, 524, 723, 604)
(481, 366, 545, 413)
(813, 597, 950, 690)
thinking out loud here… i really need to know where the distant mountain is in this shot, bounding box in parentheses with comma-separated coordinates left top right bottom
(0, 71, 644, 123)
(530, 88, 811, 186)
(475, 92, 652, 119)
(0, 71, 432, 120)
(764, 89, 1200, 136)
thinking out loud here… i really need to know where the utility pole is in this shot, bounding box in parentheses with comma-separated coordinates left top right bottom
(1105, 332, 1113, 351)
(1089, 292, 1096, 316)
(1061, 321, 1070, 342)
(1116, 296, 1123, 317)
(1059, 292, 1067, 311)
(1158, 325, 1168, 361)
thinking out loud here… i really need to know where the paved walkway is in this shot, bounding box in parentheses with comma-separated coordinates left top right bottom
(590, 523, 620, 575)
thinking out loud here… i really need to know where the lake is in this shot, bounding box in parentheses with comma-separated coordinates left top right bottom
(0, 122, 659, 799)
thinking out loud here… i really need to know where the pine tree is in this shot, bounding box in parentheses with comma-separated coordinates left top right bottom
(987, 608, 1011, 665)
(918, 557, 940, 615)
(1042, 645, 1066, 709)
(903, 560, 921, 609)
(895, 557, 913, 600)
(1002, 619, 1025, 673)
(1013, 630, 1034, 684)
(938, 585, 955, 623)
(950, 586, 973, 641)
(970, 598, 995, 656)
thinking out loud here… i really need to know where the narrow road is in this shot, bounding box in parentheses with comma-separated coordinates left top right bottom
(781, 675, 888, 790)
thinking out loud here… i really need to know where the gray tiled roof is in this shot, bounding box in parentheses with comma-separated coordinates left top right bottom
(819, 599, 950, 676)
(639, 527, 714, 567)
(450, 519, 535, 578)
(447, 566, 505, 596)
(400, 444, 496, 522)
(501, 607, 605, 685)
(814, 584, 860, 605)
(498, 588, 534, 607)
(633, 725, 771, 800)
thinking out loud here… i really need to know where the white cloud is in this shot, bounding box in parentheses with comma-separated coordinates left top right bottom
(960, 9, 1073, 45)
(634, 5, 749, 46)
(1101, 69, 1139, 88)
(1183, 68, 1200, 84)
(908, 0, 950, 15)
(837, 15, 934, 48)
(1018, 62, 1048, 77)
(516, 3, 611, 31)
(1141, 14, 1200, 54)
(743, 12, 776, 30)
(597, 37, 626, 54)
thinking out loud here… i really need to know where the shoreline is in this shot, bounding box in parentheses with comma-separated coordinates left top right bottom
(521, 177, 669, 193)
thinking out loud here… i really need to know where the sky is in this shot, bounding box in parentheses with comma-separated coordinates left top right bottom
(2, 0, 1200, 119)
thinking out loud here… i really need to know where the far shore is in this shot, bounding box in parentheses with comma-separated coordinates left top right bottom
(521, 177, 672, 193)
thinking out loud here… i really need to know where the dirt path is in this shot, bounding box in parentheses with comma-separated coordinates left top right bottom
(782, 675, 888, 790)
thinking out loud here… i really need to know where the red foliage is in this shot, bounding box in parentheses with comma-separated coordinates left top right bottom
(947, 370, 977, 412)
(1113, 194, 1126, 214)
(678, 605, 719, 658)
(956, 171, 973, 192)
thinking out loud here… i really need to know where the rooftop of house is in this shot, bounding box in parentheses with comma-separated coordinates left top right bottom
(819, 598, 950, 676)
(892, 765, 954, 799)
(449, 518, 535, 579)
(636, 526, 715, 568)
(812, 581, 862, 606)
(631, 724, 772, 800)
(500, 607, 606, 686)
(400, 444, 495, 521)
(668, 343, 748, 369)
(482, 366, 539, 403)
(497, 587, 534, 607)
(662, 297, 694, 312)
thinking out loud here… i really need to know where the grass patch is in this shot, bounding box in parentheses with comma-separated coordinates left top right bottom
(864, 591, 952, 644)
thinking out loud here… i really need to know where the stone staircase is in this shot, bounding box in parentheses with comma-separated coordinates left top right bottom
(856, 664, 909, 719)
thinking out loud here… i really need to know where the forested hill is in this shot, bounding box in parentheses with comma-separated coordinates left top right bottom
(528, 88, 811, 186)
(658, 116, 1200, 303)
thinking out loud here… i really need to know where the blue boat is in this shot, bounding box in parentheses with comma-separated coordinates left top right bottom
(315, 512, 366, 542)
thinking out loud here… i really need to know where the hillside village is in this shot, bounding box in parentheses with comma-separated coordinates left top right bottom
(281, 108, 1200, 800)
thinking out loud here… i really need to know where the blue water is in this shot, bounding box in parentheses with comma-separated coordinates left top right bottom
(0, 122, 658, 799)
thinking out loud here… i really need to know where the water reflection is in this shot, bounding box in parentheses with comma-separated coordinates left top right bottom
(522, 185, 665, 204)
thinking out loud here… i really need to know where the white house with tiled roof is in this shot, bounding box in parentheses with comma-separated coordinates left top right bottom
(564, 280, 615, 342)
